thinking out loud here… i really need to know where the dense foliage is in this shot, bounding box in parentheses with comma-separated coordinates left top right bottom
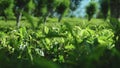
(0, 19, 120, 68)
(0, 0, 13, 21)
(0, 0, 120, 68)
